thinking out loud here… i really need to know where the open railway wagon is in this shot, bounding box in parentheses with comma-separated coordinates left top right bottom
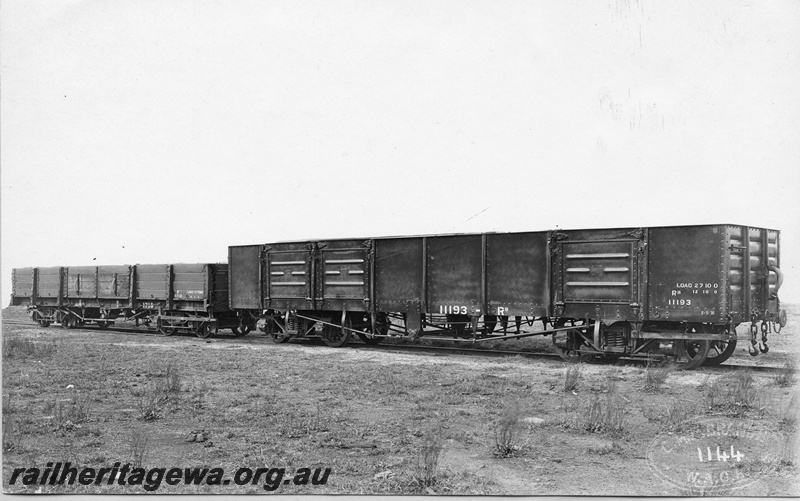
(10, 263, 252, 338)
(229, 224, 787, 368)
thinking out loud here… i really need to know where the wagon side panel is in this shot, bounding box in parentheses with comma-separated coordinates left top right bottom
(486, 232, 549, 317)
(427, 234, 483, 316)
(265, 242, 314, 311)
(374, 237, 424, 313)
(36, 267, 63, 301)
(65, 266, 98, 300)
(554, 227, 645, 322)
(11, 267, 35, 305)
(172, 263, 210, 312)
(211, 263, 230, 312)
(647, 225, 725, 323)
(135, 264, 170, 306)
(97, 265, 131, 300)
(228, 245, 263, 310)
(317, 239, 371, 312)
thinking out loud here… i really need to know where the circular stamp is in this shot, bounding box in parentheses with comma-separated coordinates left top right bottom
(646, 414, 789, 494)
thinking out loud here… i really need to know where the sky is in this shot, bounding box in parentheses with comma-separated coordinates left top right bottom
(2, 0, 799, 303)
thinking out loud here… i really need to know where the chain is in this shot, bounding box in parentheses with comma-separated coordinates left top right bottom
(748, 312, 759, 356)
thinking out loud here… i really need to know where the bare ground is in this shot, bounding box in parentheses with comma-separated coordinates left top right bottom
(2, 305, 799, 495)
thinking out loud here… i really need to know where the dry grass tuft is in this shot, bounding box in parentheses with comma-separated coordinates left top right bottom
(643, 399, 699, 431)
(129, 428, 149, 468)
(773, 362, 796, 388)
(131, 384, 166, 421)
(564, 378, 627, 437)
(412, 428, 445, 489)
(705, 369, 759, 417)
(643, 356, 669, 392)
(564, 363, 583, 392)
(163, 360, 182, 393)
(493, 400, 524, 457)
(3, 336, 56, 359)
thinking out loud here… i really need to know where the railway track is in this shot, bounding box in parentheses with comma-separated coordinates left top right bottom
(2, 318, 792, 374)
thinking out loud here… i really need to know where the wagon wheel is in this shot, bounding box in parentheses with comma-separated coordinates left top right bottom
(703, 339, 737, 366)
(159, 325, 177, 336)
(61, 314, 77, 329)
(193, 322, 212, 339)
(266, 317, 291, 344)
(483, 315, 498, 336)
(701, 324, 737, 366)
(158, 320, 177, 336)
(552, 319, 596, 363)
(32, 310, 51, 328)
(95, 311, 111, 329)
(446, 314, 469, 338)
(231, 322, 253, 337)
(672, 324, 711, 369)
(357, 313, 389, 346)
(322, 314, 352, 347)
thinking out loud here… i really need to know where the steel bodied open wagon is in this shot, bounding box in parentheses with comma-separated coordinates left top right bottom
(231, 224, 786, 368)
(11, 263, 250, 338)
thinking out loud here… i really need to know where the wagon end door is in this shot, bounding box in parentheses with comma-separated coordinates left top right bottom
(726, 226, 780, 321)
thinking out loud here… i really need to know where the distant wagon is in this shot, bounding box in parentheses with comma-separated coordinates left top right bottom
(228, 224, 786, 368)
(10, 263, 251, 337)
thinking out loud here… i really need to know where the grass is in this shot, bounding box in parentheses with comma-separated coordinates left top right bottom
(412, 429, 445, 489)
(704, 369, 761, 417)
(493, 400, 524, 457)
(129, 429, 149, 468)
(3, 336, 56, 359)
(773, 361, 796, 387)
(564, 363, 583, 392)
(563, 375, 628, 437)
(643, 399, 700, 431)
(46, 393, 94, 429)
(777, 394, 798, 431)
(643, 356, 669, 392)
(129, 360, 184, 420)
(131, 384, 165, 421)
(2, 305, 798, 496)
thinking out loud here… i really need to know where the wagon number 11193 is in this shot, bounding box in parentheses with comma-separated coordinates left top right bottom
(439, 305, 468, 315)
